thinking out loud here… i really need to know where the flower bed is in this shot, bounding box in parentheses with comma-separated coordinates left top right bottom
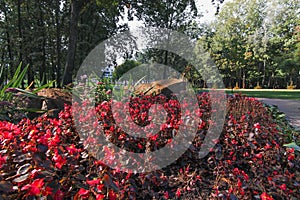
(0, 94, 299, 199)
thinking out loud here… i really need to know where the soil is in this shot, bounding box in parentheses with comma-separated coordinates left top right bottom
(21, 88, 72, 119)
(134, 78, 186, 97)
(37, 88, 72, 118)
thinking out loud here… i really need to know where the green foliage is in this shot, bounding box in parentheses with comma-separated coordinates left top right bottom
(127, 0, 198, 78)
(201, 0, 300, 89)
(0, 63, 28, 101)
(284, 142, 300, 152)
(0, 0, 125, 88)
(0, 63, 53, 122)
(72, 74, 113, 103)
(113, 60, 140, 81)
(0, 63, 29, 122)
(267, 104, 299, 145)
(129, 0, 197, 30)
(94, 78, 113, 103)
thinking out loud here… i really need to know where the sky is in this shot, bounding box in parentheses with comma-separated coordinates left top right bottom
(125, 0, 223, 29)
(195, 0, 221, 23)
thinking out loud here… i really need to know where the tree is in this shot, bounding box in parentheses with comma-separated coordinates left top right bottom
(127, 0, 198, 79)
(0, 0, 126, 87)
(0, 0, 227, 88)
(62, 0, 90, 86)
(201, 0, 300, 88)
(268, 0, 300, 88)
(113, 60, 140, 80)
(62, 0, 128, 86)
(210, 0, 252, 88)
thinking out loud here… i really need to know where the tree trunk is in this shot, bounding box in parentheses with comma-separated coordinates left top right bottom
(163, 51, 168, 79)
(262, 59, 266, 87)
(62, 0, 82, 86)
(25, 2, 34, 88)
(3, 7, 13, 76)
(17, 0, 24, 88)
(1, 53, 5, 84)
(39, 3, 47, 85)
(242, 68, 246, 89)
(257, 61, 262, 87)
(56, 0, 62, 88)
(51, 56, 56, 88)
(296, 69, 300, 89)
(27, 58, 34, 88)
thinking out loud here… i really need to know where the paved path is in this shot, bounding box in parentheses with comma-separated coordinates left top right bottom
(257, 98, 300, 130)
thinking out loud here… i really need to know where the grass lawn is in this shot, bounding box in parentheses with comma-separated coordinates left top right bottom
(198, 89, 300, 100)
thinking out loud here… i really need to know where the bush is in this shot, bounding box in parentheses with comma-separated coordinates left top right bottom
(254, 84, 262, 89)
(0, 63, 28, 122)
(0, 94, 299, 199)
(287, 85, 296, 90)
(0, 63, 53, 122)
(94, 79, 113, 102)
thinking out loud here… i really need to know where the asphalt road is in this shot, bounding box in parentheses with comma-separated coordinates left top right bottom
(257, 98, 300, 130)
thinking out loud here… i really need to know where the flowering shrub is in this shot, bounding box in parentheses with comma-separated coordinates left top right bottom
(94, 79, 113, 103)
(0, 93, 299, 199)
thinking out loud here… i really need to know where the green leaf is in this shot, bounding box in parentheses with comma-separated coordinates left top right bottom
(0, 63, 27, 101)
(276, 113, 286, 119)
(283, 142, 300, 152)
(11, 88, 43, 99)
(32, 80, 55, 94)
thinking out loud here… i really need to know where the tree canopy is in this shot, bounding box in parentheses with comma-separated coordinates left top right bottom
(0, 0, 298, 89)
(200, 0, 300, 88)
